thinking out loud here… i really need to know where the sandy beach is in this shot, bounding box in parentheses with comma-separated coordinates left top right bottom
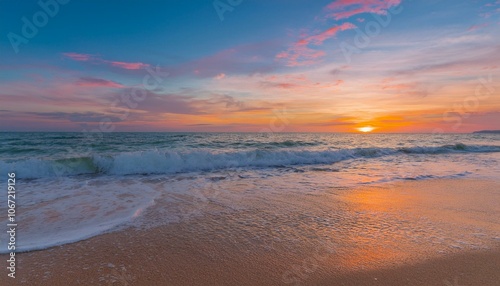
(2, 178, 499, 285)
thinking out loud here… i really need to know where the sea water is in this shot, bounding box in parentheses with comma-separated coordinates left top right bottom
(1, 132, 499, 253)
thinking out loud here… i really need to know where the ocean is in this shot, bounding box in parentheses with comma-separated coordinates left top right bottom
(1, 132, 500, 253)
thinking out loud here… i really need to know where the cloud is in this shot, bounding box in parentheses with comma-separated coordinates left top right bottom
(378, 79, 429, 98)
(274, 0, 391, 67)
(478, 1, 500, 18)
(468, 23, 488, 31)
(330, 65, 350, 76)
(276, 23, 356, 66)
(308, 116, 357, 126)
(214, 73, 226, 80)
(392, 48, 500, 77)
(202, 94, 246, 109)
(120, 91, 253, 116)
(76, 77, 124, 88)
(62, 52, 93, 61)
(276, 46, 326, 67)
(63, 52, 150, 70)
(21, 111, 121, 122)
(105, 61, 150, 70)
(166, 40, 282, 78)
(325, 0, 402, 20)
(258, 73, 343, 90)
(260, 82, 299, 89)
(302, 22, 357, 46)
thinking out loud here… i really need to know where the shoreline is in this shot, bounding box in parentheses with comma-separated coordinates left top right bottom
(2, 178, 500, 285)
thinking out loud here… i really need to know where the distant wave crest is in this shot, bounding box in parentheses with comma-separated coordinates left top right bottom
(1, 143, 499, 179)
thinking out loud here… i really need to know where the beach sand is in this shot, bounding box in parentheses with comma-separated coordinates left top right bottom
(2, 179, 500, 285)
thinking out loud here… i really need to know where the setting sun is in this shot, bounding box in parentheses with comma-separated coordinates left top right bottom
(357, 126, 375, 133)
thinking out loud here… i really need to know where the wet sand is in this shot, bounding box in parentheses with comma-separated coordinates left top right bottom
(2, 179, 500, 285)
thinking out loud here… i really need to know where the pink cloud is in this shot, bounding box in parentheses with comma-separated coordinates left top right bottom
(305, 22, 357, 45)
(468, 23, 488, 31)
(276, 23, 355, 66)
(276, 46, 326, 67)
(63, 52, 150, 70)
(326, 0, 402, 20)
(105, 61, 150, 70)
(275, 0, 402, 66)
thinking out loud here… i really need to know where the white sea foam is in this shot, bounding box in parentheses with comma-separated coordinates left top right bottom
(0, 178, 159, 253)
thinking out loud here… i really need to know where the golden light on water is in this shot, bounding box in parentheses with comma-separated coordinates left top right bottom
(357, 126, 375, 133)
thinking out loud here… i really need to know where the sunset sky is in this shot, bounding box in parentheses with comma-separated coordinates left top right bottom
(1, 0, 499, 132)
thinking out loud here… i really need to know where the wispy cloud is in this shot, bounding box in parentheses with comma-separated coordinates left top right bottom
(214, 73, 226, 80)
(275, 0, 403, 66)
(27, 111, 122, 122)
(303, 23, 357, 46)
(325, 0, 402, 20)
(117, 91, 255, 116)
(106, 61, 149, 70)
(76, 77, 124, 88)
(63, 52, 150, 70)
(62, 52, 92, 61)
(468, 23, 489, 31)
(277, 23, 356, 66)
(167, 41, 282, 78)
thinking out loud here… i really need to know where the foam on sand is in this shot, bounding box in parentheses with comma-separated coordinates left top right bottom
(0, 177, 159, 254)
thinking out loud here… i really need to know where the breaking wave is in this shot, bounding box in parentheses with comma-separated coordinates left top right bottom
(2, 143, 499, 179)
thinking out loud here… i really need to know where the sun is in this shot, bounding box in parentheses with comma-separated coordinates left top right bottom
(357, 126, 375, 133)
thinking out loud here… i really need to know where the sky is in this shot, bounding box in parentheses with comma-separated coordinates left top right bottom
(0, 0, 499, 133)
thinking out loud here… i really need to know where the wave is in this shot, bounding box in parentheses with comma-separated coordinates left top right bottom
(1, 143, 499, 179)
(229, 140, 323, 148)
